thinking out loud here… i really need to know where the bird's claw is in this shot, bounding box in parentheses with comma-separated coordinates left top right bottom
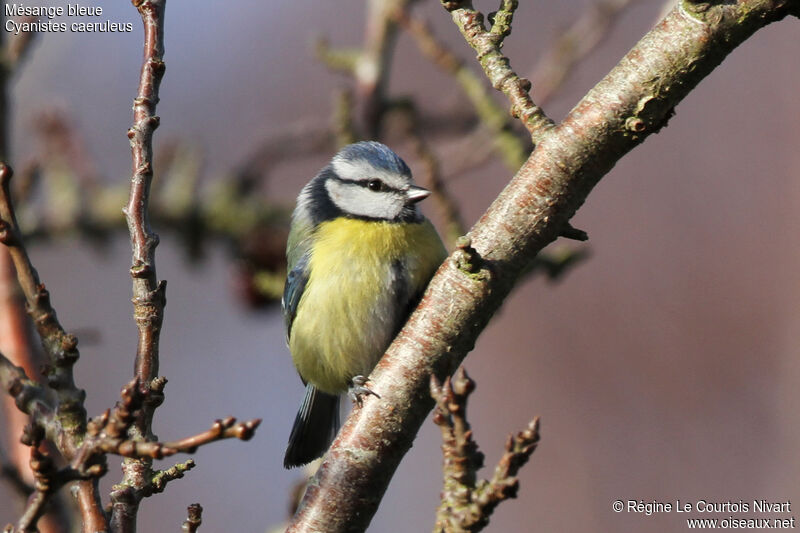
(348, 375, 380, 406)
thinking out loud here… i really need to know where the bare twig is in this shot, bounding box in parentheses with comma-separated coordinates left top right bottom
(94, 381, 258, 462)
(115, 0, 168, 530)
(0, 249, 41, 503)
(332, 88, 358, 146)
(389, 103, 466, 244)
(1, 166, 99, 533)
(15, 447, 58, 533)
(431, 368, 539, 532)
(0, 447, 33, 496)
(430, 368, 483, 531)
(0, 352, 52, 440)
(440, 0, 554, 144)
(395, 9, 529, 170)
(0, 164, 87, 453)
(316, 0, 417, 138)
(358, 0, 414, 137)
(93, 416, 261, 463)
(123, 0, 167, 429)
(480, 419, 540, 514)
(150, 460, 195, 495)
(2, 16, 39, 73)
(532, 0, 640, 105)
(14, 492, 48, 533)
(180, 503, 202, 533)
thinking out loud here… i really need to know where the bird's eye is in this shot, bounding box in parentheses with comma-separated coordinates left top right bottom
(367, 179, 383, 192)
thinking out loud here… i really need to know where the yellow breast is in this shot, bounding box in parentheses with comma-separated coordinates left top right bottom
(289, 217, 445, 394)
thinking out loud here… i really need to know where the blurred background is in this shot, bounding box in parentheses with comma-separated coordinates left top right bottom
(1, 0, 799, 531)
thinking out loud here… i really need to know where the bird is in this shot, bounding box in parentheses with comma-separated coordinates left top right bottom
(282, 141, 447, 468)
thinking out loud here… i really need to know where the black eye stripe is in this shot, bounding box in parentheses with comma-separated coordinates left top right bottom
(335, 177, 399, 193)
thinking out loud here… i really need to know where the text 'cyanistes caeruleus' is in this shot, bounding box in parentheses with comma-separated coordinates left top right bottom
(282, 141, 446, 468)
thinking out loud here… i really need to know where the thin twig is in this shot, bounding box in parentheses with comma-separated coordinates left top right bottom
(15, 491, 48, 533)
(180, 504, 202, 533)
(88, 379, 258, 508)
(0, 447, 34, 496)
(0, 248, 42, 509)
(15, 447, 55, 533)
(532, 0, 640, 105)
(395, 9, 529, 170)
(332, 88, 358, 146)
(0, 164, 87, 454)
(123, 0, 167, 425)
(358, 0, 414, 137)
(389, 103, 466, 244)
(0, 352, 52, 438)
(150, 460, 195, 495)
(440, 0, 554, 144)
(2, 16, 40, 73)
(430, 368, 483, 531)
(478, 418, 539, 514)
(115, 0, 168, 530)
(13, 444, 84, 533)
(316, 0, 417, 138)
(431, 368, 539, 532)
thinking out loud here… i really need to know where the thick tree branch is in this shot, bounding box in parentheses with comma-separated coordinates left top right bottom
(286, 2, 797, 531)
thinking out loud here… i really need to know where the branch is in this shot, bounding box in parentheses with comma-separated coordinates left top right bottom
(531, 0, 640, 105)
(431, 368, 539, 532)
(286, 1, 797, 530)
(180, 504, 202, 533)
(431, 368, 483, 531)
(150, 460, 195, 495)
(115, 0, 168, 530)
(0, 249, 47, 521)
(1, 16, 39, 74)
(123, 0, 167, 427)
(0, 352, 53, 440)
(440, 0, 554, 144)
(0, 164, 87, 455)
(387, 102, 466, 244)
(316, 0, 417, 138)
(95, 379, 258, 519)
(478, 418, 539, 518)
(14, 446, 64, 533)
(0, 447, 34, 497)
(395, 9, 529, 170)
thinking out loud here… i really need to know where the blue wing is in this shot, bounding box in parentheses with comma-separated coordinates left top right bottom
(282, 252, 310, 342)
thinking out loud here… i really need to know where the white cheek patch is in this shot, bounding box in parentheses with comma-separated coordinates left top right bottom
(325, 179, 404, 220)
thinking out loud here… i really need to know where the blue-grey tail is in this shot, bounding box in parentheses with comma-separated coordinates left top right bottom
(283, 384, 340, 468)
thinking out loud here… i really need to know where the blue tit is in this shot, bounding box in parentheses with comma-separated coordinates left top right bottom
(282, 141, 447, 468)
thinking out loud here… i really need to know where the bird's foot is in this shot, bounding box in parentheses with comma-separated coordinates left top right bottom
(348, 375, 380, 406)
